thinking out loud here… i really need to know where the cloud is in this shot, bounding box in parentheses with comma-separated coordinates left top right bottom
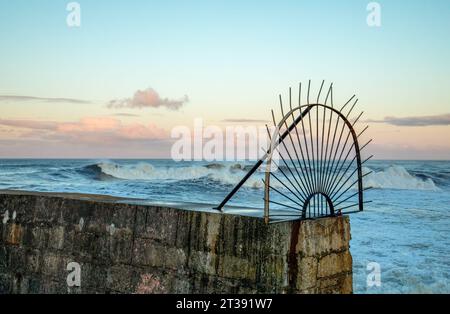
(107, 88, 188, 110)
(0, 95, 91, 104)
(221, 118, 270, 123)
(0, 119, 58, 130)
(111, 113, 140, 117)
(365, 113, 450, 126)
(0, 117, 167, 143)
(57, 117, 121, 133)
(58, 117, 167, 141)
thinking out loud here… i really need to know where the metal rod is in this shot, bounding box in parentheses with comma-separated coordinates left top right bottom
(360, 139, 373, 151)
(324, 124, 370, 197)
(337, 201, 372, 211)
(279, 95, 314, 197)
(266, 199, 302, 211)
(334, 186, 373, 207)
(270, 147, 309, 200)
(330, 169, 373, 202)
(327, 153, 373, 197)
(268, 214, 302, 217)
(332, 174, 373, 205)
(266, 183, 303, 208)
(290, 87, 315, 194)
(215, 104, 314, 210)
(298, 83, 316, 196)
(321, 95, 355, 199)
(307, 83, 316, 198)
(318, 84, 332, 210)
(270, 171, 306, 204)
(322, 98, 358, 193)
(270, 127, 310, 201)
(321, 84, 334, 206)
(324, 124, 367, 197)
(217, 82, 370, 220)
(316, 92, 320, 212)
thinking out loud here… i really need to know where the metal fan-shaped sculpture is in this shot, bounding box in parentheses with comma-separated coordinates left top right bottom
(216, 81, 372, 224)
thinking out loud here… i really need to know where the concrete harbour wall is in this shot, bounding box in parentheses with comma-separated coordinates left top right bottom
(0, 191, 352, 294)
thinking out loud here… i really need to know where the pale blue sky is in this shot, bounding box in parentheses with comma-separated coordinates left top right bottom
(0, 0, 449, 158)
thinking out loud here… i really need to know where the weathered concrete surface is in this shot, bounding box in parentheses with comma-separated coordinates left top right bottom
(0, 191, 352, 294)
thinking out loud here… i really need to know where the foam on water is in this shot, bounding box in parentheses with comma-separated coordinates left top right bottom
(90, 161, 439, 192)
(92, 161, 270, 189)
(363, 165, 439, 191)
(0, 159, 449, 293)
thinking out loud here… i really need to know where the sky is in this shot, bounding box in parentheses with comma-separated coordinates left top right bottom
(0, 0, 449, 159)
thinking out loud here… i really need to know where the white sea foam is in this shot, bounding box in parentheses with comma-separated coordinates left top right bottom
(97, 162, 209, 180)
(363, 166, 439, 191)
(96, 162, 439, 192)
(96, 161, 272, 189)
(1, 159, 449, 294)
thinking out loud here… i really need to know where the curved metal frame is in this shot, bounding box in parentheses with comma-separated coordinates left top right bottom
(215, 81, 372, 224)
(263, 103, 363, 223)
(302, 192, 335, 218)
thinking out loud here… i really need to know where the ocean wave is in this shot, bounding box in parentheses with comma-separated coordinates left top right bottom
(79, 164, 117, 180)
(80, 162, 439, 192)
(363, 165, 439, 191)
(81, 161, 274, 189)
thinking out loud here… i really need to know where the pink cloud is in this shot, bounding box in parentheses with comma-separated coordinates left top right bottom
(120, 123, 167, 140)
(0, 119, 58, 130)
(58, 117, 121, 133)
(0, 117, 168, 143)
(107, 88, 189, 110)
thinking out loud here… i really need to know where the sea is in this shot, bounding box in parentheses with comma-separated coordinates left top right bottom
(0, 159, 449, 293)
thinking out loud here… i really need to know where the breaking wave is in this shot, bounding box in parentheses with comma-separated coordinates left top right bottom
(81, 161, 269, 189)
(363, 166, 439, 191)
(81, 162, 440, 191)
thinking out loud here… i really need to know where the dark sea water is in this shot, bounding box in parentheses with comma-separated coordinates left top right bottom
(0, 159, 449, 293)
